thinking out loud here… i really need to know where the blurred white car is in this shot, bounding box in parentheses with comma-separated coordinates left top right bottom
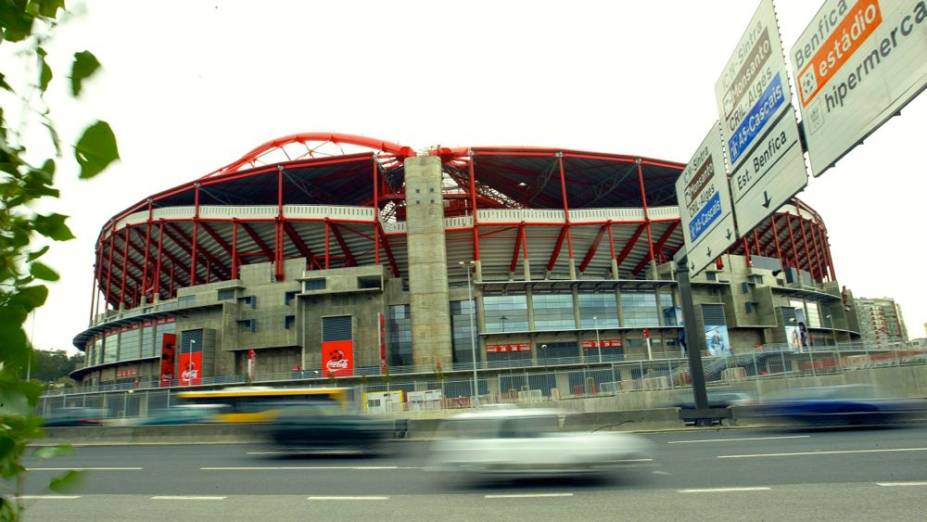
(430, 408, 654, 478)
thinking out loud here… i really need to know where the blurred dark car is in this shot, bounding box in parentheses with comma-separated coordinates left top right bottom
(752, 384, 927, 426)
(43, 407, 108, 427)
(136, 404, 228, 426)
(264, 403, 392, 454)
(674, 390, 753, 410)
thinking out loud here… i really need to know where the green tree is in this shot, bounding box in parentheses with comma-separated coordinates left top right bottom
(1, 1, 119, 518)
(29, 349, 80, 383)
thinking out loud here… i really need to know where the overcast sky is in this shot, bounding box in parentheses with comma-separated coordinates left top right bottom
(22, 0, 927, 352)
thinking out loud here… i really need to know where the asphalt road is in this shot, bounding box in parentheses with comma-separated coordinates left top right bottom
(13, 425, 927, 521)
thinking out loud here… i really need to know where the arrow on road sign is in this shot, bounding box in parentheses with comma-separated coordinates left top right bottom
(726, 229, 732, 241)
(706, 247, 712, 257)
(761, 191, 771, 209)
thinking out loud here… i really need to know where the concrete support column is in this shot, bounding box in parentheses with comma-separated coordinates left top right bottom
(404, 156, 453, 371)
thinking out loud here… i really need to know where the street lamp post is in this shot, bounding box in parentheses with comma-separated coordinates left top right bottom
(593, 316, 602, 363)
(187, 338, 196, 386)
(459, 261, 480, 407)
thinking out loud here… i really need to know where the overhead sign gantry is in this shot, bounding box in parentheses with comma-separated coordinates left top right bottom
(792, 0, 927, 176)
(715, 0, 809, 236)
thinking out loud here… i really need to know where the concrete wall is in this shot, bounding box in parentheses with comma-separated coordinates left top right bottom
(404, 156, 453, 370)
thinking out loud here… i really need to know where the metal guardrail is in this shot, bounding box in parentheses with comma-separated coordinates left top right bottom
(49, 341, 925, 398)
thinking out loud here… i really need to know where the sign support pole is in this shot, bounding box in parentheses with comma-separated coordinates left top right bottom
(676, 255, 729, 425)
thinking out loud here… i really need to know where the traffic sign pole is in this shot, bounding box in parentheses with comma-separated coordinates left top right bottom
(676, 255, 729, 425)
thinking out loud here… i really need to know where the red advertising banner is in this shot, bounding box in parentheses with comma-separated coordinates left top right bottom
(378, 312, 387, 374)
(582, 339, 623, 349)
(486, 343, 531, 353)
(178, 351, 203, 386)
(322, 340, 354, 377)
(159, 333, 176, 387)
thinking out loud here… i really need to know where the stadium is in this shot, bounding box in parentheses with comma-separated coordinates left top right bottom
(70, 133, 860, 391)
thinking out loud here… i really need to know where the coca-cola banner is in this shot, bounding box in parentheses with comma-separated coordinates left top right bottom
(159, 333, 176, 387)
(322, 340, 354, 377)
(178, 351, 203, 386)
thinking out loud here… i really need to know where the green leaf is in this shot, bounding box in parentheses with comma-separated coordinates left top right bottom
(36, 0, 66, 18)
(70, 50, 101, 96)
(48, 469, 84, 493)
(30, 262, 59, 281)
(9, 285, 49, 310)
(74, 120, 119, 179)
(33, 444, 74, 459)
(0, 2, 36, 42)
(33, 213, 75, 241)
(37, 47, 53, 92)
(0, 389, 31, 417)
(27, 245, 50, 262)
(0, 72, 11, 92)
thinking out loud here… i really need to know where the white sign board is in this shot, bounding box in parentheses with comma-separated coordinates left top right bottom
(675, 123, 737, 275)
(716, 0, 809, 234)
(792, 0, 927, 176)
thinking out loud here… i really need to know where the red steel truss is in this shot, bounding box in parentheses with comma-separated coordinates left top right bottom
(88, 136, 837, 314)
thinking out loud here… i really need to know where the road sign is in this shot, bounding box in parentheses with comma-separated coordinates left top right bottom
(792, 0, 927, 177)
(716, 0, 809, 234)
(675, 123, 737, 275)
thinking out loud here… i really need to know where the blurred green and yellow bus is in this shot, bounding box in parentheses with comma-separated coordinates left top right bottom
(175, 386, 349, 423)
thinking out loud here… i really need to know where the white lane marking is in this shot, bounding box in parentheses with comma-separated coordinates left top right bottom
(652, 470, 672, 475)
(308, 496, 389, 501)
(679, 487, 771, 494)
(16, 495, 81, 500)
(201, 466, 404, 471)
(667, 435, 810, 444)
(616, 458, 654, 463)
(485, 493, 574, 499)
(876, 482, 927, 487)
(718, 447, 927, 459)
(26, 467, 142, 471)
(151, 496, 227, 500)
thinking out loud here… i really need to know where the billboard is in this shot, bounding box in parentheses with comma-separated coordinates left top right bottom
(485, 343, 531, 353)
(581, 339, 623, 349)
(716, 0, 808, 234)
(792, 0, 927, 176)
(705, 325, 732, 357)
(322, 340, 354, 377)
(178, 351, 203, 386)
(159, 333, 176, 387)
(675, 123, 737, 275)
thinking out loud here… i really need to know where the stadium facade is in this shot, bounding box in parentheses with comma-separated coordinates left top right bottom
(70, 133, 860, 388)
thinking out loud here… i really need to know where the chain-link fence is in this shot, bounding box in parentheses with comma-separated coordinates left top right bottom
(40, 342, 927, 420)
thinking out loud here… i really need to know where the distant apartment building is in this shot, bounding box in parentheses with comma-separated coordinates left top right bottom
(855, 297, 908, 344)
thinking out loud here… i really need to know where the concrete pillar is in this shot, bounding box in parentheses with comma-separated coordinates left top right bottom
(404, 156, 453, 371)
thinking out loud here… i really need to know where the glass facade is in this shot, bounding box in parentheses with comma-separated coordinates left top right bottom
(103, 332, 119, 363)
(532, 293, 576, 331)
(621, 292, 659, 326)
(578, 293, 619, 329)
(806, 301, 822, 328)
(120, 327, 141, 360)
(659, 293, 678, 326)
(142, 324, 155, 358)
(450, 300, 478, 364)
(387, 304, 413, 367)
(483, 294, 529, 333)
(537, 341, 578, 363)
